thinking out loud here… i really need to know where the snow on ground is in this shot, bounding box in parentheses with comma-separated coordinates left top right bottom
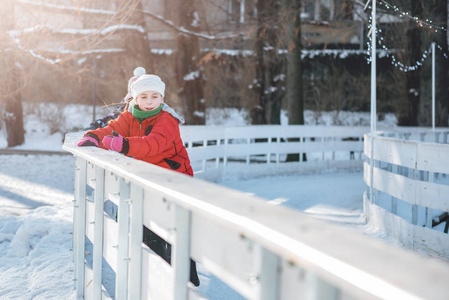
(0, 104, 400, 299)
(220, 172, 366, 226)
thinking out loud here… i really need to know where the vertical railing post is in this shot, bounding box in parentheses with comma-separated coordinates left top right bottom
(359, 136, 363, 160)
(173, 205, 192, 300)
(391, 164, 398, 215)
(331, 136, 335, 160)
(257, 246, 279, 300)
(369, 133, 376, 204)
(246, 138, 251, 164)
(223, 137, 229, 167)
(307, 272, 339, 300)
(275, 137, 280, 163)
(425, 172, 434, 228)
(202, 140, 207, 171)
(74, 157, 87, 298)
(267, 137, 272, 164)
(128, 184, 144, 300)
(321, 137, 325, 160)
(72, 158, 80, 264)
(115, 178, 131, 300)
(412, 168, 419, 225)
(92, 166, 105, 299)
(216, 139, 221, 168)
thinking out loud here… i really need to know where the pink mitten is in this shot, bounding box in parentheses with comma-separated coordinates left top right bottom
(77, 136, 99, 147)
(102, 131, 129, 154)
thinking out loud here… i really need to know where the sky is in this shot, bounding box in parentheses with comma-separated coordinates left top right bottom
(0, 104, 445, 299)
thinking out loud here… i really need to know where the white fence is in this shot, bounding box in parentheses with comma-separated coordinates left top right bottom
(63, 126, 449, 300)
(364, 129, 449, 260)
(181, 125, 367, 181)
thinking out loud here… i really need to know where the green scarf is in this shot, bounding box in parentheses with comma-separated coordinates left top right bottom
(132, 104, 163, 123)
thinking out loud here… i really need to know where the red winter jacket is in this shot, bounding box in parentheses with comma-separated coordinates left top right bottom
(85, 110, 193, 176)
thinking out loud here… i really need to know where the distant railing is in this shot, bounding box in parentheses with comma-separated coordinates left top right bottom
(64, 126, 449, 300)
(364, 129, 449, 260)
(181, 125, 367, 181)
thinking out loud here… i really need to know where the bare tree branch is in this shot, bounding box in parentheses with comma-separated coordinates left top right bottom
(142, 9, 245, 40)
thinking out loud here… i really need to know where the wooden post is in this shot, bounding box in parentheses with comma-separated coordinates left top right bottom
(173, 206, 192, 300)
(307, 272, 339, 300)
(257, 246, 279, 300)
(115, 178, 131, 300)
(92, 166, 105, 299)
(128, 184, 144, 300)
(74, 158, 87, 298)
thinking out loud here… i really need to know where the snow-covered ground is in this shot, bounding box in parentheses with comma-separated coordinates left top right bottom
(0, 104, 416, 299)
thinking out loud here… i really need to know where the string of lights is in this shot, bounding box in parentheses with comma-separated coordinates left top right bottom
(379, 0, 447, 32)
(365, 2, 448, 71)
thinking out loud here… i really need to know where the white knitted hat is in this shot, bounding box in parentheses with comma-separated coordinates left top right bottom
(131, 74, 165, 98)
(127, 67, 146, 93)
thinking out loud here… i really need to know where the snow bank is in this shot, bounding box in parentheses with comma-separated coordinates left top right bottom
(0, 205, 75, 299)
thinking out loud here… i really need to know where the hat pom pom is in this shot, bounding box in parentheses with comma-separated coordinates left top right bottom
(133, 67, 146, 77)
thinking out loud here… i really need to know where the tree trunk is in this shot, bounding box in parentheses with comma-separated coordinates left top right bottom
(252, 0, 283, 125)
(113, 0, 153, 92)
(403, 0, 422, 126)
(433, 0, 449, 127)
(0, 0, 25, 147)
(176, 0, 206, 125)
(119, 0, 153, 70)
(4, 92, 25, 147)
(285, 0, 304, 162)
(285, 0, 304, 126)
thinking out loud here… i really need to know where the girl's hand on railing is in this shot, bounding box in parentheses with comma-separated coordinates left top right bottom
(77, 134, 99, 147)
(102, 131, 129, 154)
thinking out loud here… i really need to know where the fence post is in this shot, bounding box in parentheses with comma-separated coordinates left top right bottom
(128, 184, 144, 300)
(115, 178, 131, 300)
(173, 205, 192, 300)
(202, 140, 207, 171)
(224, 138, 228, 167)
(246, 138, 251, 164)
(257, 246, 280, 300)
(276, 137, 280, 163)
(307, 272, 339, 300)
(425, 172, 434, 228)
(332, 137, 335, 160)
(412, 165, 419, 225)
(321, 137, 325, 160)
(74, 158, 87, 298)
(216, 139, 221, 168)
(391, 164, 398, 215)
(92, 166, 105, 299)
(267, 137, 271, 164)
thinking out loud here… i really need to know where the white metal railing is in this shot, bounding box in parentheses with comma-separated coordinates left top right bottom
(180, 125, 367, 181)
(63, 126, 449, 300)
(364, 129, 449, 260)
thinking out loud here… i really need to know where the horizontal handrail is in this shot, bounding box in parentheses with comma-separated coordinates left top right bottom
(64, 127, 449, 300)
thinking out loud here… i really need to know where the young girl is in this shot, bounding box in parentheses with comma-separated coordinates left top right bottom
(78, 73, 193, 177)
(78, 73, 200, 286)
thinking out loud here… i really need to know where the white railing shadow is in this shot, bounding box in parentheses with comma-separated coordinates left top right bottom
(63, 126, 449, 300)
